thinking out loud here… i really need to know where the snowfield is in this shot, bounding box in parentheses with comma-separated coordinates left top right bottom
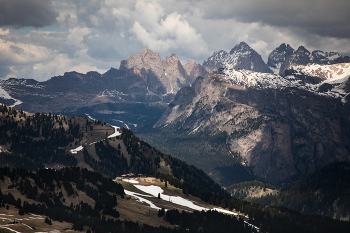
(108, 126, 121, 138)
(122, 179, 139, 184)
(290, 63, 350, 81)
(124, 190, 161, 210)
(0, 85, 23, 107)
(128, 184, 238, 216)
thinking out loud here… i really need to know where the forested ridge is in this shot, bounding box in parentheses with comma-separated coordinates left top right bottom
(1, 104, 350, 232)
(83, 127, 230, 199)
(248, 161, 350, 221)
(1, 166, 350, 233)
(0, 166, 260, 233)
(0, 104, 228, 198)
(0, 166, 124, 231)
(0, 104, 106, 170)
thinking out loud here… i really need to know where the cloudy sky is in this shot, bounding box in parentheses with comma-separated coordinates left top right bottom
(0, 0, 349, 81)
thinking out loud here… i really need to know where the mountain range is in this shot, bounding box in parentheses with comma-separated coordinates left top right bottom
(203, 42, 350, 76)
(0, 48, 206, 124)
(1, 42, 350, 187)
(1, 41, 350, 232)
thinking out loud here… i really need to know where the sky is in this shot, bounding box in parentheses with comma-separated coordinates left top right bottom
(0, 0, 349, 81)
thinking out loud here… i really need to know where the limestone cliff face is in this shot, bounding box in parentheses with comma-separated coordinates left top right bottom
(184, 59, 208, 85)
(154, 66, 350, 185)
(120, 49, 206, 94)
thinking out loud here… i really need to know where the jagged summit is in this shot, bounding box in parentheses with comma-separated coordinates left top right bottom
(206, 42, 350, 77)
(267, 43, 294, 75)
(268, 44, 350, 75)
(229, 41, 253, 54)
(119, 48, 206, 94)
(203, 41, 273, 74)
(0, 48, 207, 116)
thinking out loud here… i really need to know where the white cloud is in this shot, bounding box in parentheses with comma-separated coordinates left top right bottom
(0, 0, 349, 81)
(130, 1, 208, 57)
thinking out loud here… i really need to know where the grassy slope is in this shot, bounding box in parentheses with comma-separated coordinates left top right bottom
(226, 180, 278, 200)
(0, 206, 73, 233)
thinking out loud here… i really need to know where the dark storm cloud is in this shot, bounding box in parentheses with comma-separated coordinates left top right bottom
(0, 0, 58, 28)
(203, 0, 350, 38)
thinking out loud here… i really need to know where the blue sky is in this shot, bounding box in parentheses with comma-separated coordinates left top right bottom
(0, 0, 349, 81)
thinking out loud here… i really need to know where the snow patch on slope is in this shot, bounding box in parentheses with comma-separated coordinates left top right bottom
(0, 85, 23, 107)
(290, 63, 350, 82)
(221, 63, 350, 103)
(70, 125, 120, 154)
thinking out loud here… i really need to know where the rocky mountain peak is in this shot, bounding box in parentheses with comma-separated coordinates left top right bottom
(229, 41, 252, 54)
(119, 53, 143, 71)
(296, 45, 310, 54)
(203, 42, 272, 74)
(119, 48, 205, 94)
(279, 45, 312, 75)
(184, 59, 208, 84)
(140, 48, 161, 60)
(267, 43, 294, 75)
(310, 50, 341, 63)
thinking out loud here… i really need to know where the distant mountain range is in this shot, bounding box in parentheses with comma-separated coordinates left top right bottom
(203, 42, 350, 75)
(0, 49, 206, 129)
(1, 42, 350, 187)
(2, 43, 350, 232)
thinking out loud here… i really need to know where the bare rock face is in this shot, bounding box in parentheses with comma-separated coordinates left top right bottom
(154, 65, 350, 185)
(184, 59, 208, 85)
(120, 49, 205, 94)
(267, 43, 294, 75)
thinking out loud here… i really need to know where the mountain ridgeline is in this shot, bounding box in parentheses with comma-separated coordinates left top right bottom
(1, 42, 348, 132)
(203, 42, 350, 75)
(1, 42, 348, 187)
(249, 162, 350, 221)
(0, 49, 207, 131)
(0, 104, 229, 199)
